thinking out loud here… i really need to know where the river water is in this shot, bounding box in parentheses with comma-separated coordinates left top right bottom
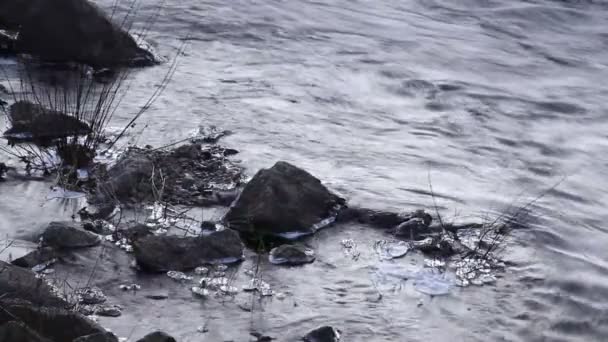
(1, 0, 608, 341)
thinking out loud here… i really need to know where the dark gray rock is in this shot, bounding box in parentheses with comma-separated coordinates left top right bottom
(269, 245, 315, 265)
(117, 223, 153, 242)
(303, 326, 341, 342)
(0, 301, 107, 342)
(8, 0, 155, 67)
(0, 321, 52, 342)
(95, 152, 156, 204)
(136, 331, 176, 342)
(225, 161, 343, 237)
(82, 221, 113, 235)
(73, 332, 119, 342)
(11, 247, 57, 268)
(3, 101, 91, 142)
(0, 261, 67, 307)
(336, 207, 433, 232)
(133, 229, 244, 272)
(95, 305, 121, 317)
(41, 221, 101, 249)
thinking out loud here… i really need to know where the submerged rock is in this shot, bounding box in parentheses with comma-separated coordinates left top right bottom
(0, 321, 51, 342)
(136, 331, 176, 342)
(225, 161, 344, 238)
(3, 101, 90, 143)
(11, 247, 57, 269)
(9, 0, 156, 67)
(303, 326, 341, 342)
(0, 261, 66, 308)
(133, 229, 244, 272)
(336, 207, 433, 232)
(269, 245, 315, 265)
(40, 221, 101, 249)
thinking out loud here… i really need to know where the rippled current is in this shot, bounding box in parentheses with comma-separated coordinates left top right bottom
(2, 0, 608, 341)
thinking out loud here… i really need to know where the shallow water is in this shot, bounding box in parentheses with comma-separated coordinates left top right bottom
(2, 0, 608, 341)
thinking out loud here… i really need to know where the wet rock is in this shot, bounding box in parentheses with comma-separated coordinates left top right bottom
(8, 0, 155, 67)
(269, 245, 315, 265)
(95, 144, 242, 206)
(0, 261, 67, 308)
(0, 301, 108, 342)
(336, 207, 432, 231)
(393, 217, 430, 239)
(336, 207, 406, 228)
(11, 247, 57, 268)
(95, 305, 122, 317)
(76, 287, 106, 305)
(41, 221, 101, 249)
(3, 101, 90, 143)
(303, 326, 341, 342)
(95, 151, 156, 204)
(136, 331, 176, 342)
(133, 229, 244, 272)
(225, 161, 344, 237)
(117, 223, 153, 242)
(0, 321, 52, 342)
(73, 332, 119, 342)
(82, 220, 114, 235)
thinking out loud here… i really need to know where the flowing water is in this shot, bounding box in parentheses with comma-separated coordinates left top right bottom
(2, 0, 608, 341)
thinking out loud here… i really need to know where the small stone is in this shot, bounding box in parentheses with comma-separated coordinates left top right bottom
(77, 287, 106, 304)
(269, 245, 315, 265)
(303, 326, 341, 342)
(96, 304, 122, 317)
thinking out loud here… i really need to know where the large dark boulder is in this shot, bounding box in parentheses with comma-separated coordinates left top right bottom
(11, 247, 57, 268)
(135, 331, 176, 342)
(8, 0, 155, 67)
(40, 221, 101, 249)
(0, 261, 67, 308)
(3, 101, 91, 142)
(224, 161, 343, 237)
(133, 229, 244, 272)
(0, 301, 108, 342)
(0, 321, 52, 342)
